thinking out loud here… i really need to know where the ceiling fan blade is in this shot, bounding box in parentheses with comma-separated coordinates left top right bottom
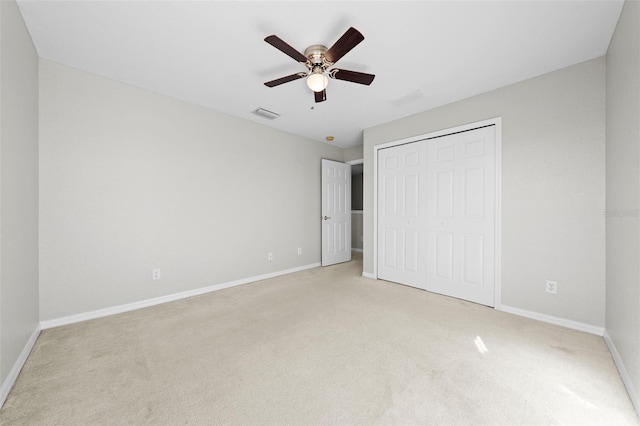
(325, 27, 364, 64)
(330, 69, 375, 85)
(264, 72, 307, 87)
(314, 89, 327, 103)
(264, 35, 308, 63)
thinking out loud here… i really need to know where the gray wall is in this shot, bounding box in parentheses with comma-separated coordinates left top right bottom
(363, 57, 606, 327)
(605, 0, 640, 411)
(351, 213, 363, 251)
(39, 60, 343, 321)
(0, 0, 39, 385)
(351, 173, 363, 251)
(352, 173, 363, 211)
(344, 145, 363, 162)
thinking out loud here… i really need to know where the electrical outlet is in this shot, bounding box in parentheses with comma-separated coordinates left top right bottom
(297, 247, 302, 255)
(546, 280, 557, 294)
(153, 269, 161, 280)
(267, 252, 273, 261)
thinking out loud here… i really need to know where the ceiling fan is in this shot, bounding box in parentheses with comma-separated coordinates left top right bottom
(263, 27, 375, 103)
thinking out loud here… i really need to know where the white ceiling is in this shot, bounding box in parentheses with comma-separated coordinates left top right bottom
(17, 0, 623, 148)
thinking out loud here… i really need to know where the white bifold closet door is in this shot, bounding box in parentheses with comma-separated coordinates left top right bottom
(377, 142, 428, 289)
(377, 126, 496, 306)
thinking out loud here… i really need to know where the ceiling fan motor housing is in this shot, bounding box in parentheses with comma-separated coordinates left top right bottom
(305, 46, 329, 92)
(304, 44, 331, 69)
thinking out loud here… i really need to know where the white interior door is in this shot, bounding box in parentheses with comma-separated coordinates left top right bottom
(322, 159, 351, 266)
(377, 142, 427, 289)
(426, 126, 496, 306)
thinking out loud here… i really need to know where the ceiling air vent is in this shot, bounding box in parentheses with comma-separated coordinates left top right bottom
(252, 108, 280, 120)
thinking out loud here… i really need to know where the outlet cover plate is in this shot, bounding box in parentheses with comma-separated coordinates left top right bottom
(546, 280, 557, 294)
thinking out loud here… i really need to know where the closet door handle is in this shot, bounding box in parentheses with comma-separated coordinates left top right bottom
(323, 216, 331, 220)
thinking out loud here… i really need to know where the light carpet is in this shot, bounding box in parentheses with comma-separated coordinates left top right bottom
(1, 254, 638, 425)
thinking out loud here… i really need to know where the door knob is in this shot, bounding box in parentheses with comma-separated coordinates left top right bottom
(323, 216, 331, 220)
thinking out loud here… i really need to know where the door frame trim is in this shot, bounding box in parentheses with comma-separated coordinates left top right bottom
(372, 117, 502, 309)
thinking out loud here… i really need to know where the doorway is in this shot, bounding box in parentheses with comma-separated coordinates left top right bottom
(349, 159, 364, 254)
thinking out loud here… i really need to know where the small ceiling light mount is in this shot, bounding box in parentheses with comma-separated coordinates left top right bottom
(325, 136, 335, 142)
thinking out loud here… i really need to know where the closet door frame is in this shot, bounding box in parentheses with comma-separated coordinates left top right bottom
(372, 117, 503, 309)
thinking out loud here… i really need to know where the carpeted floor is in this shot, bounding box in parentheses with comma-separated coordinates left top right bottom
(1, 253, 638, 425)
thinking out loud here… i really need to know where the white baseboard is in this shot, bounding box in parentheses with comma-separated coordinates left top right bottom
(350, 279, 603, 336)
(351, 248, 363, 253)
(1, 324, 41, 408)
(498, 304, 604, 336)
(41, 262, 321, 330)
(604, 329, 640, 417)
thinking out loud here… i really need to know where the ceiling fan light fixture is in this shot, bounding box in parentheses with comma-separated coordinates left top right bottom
(264, 27, 373, 103)
(307, 71, 328, 92)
